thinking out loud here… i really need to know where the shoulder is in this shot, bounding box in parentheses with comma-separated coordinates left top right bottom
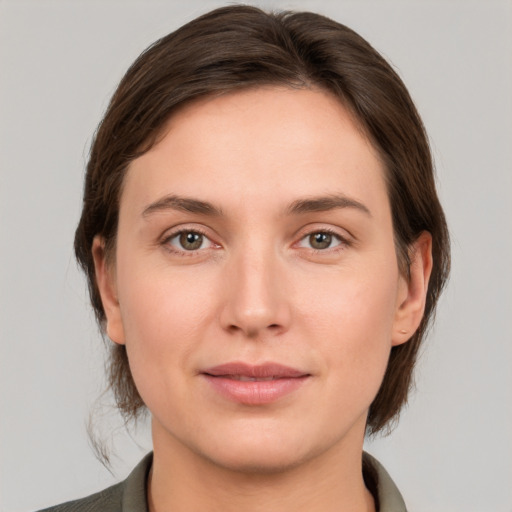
(37, 483, 123, 512)
(363, 451, 408, 512)
(36, 453, 152, 512)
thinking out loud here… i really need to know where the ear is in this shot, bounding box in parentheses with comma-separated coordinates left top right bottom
(92, 236, 126, 345)
(392, 231, 433, 346)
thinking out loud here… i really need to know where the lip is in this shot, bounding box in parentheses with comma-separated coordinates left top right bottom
(200, 362, 310, 405)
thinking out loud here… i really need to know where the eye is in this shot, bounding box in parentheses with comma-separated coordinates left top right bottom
(298, 231, 343, 250)
(166, 230, 213, 251)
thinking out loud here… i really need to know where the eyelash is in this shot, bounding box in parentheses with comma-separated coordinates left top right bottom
(161, 227, 350, 256)
(296, 228, 349, 253)
(162, 227, 216, 256)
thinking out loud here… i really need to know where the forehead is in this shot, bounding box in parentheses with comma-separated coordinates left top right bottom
(122, 86, 388, 217)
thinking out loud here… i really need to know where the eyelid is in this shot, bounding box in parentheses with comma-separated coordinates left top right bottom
(159, 223, 353, 255)
(297, 230, 341, 247)
(160, 224, 221, 254)
(294, 224, 352, 243)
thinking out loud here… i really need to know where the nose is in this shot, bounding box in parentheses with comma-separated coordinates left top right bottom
(219, 248, 291, 338)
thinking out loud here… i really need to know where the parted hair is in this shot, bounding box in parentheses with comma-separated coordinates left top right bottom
(75, 5, 450, 434)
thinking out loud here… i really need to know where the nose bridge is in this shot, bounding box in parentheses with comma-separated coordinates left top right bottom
(221, 235, 290, 336)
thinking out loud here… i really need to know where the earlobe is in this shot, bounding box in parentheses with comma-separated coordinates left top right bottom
(392, 231, 433, 346)
(91, 236, 126, 345)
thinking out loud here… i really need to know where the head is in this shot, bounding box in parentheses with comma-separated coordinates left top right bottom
(75, 5, 449, 444)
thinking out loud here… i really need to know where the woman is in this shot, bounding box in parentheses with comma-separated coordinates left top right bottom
(44, 5, 449, 511)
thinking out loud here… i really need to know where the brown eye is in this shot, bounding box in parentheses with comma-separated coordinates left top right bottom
(179, 231, 204, 250)
(309, 232, 333, 250)
(165, 229, 216, 254)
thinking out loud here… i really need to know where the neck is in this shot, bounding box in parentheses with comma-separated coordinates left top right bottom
(148, 421, 375, 512)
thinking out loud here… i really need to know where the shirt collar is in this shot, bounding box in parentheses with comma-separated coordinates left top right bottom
(121, 451, 407, 512)
(363, 451, 408, 512)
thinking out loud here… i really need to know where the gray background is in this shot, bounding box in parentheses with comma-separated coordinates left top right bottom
(1, 1, 511, 510)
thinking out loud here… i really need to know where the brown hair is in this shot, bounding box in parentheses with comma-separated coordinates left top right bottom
(75, 5, 450, 434)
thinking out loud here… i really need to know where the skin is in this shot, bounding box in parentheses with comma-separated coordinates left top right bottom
(93, 87, 432, 512)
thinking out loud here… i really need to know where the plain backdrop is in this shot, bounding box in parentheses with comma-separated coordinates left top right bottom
(1, 1, 511, 511)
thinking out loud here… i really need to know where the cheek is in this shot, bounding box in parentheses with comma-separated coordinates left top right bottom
(299, 261, 399, 342)
(118, 240, 217, 328)
(114, 255, 217, 399)
(297, 262, 399, 394)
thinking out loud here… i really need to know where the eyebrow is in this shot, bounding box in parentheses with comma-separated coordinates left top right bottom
(286, 194, 372, 217)
(141, 193, 371, 219)
(142, 195, 223, 218)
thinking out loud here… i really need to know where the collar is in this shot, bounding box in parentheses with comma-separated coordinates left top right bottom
(121, 452, 407, 512)
(363, 451, 408, 512)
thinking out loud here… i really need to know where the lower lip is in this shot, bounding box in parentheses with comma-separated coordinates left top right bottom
(202, 375, 309, 405)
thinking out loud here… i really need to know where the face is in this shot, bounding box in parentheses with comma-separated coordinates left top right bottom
(94, 87, 425, 473)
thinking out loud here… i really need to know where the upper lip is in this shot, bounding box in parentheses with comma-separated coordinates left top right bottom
(202, 362, 309, 379)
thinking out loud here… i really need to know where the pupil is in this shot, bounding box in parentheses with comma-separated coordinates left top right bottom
(310, 232, 331, 249)
(180, 232, 202, 250)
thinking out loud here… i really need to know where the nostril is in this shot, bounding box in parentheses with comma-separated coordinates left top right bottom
(226, 323, 282, 338)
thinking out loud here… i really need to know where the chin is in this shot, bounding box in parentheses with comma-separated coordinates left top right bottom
(191, 422, 334, 476)
(203, 443, 312, 475)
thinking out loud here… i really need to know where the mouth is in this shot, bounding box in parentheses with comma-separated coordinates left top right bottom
(200, 362, 311, 405)
(225, 375, 283, 381)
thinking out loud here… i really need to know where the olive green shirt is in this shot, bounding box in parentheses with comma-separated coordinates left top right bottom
(39, 452, 407, 512)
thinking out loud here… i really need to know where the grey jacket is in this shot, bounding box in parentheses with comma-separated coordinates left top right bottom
(39, 452, 407, 512)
